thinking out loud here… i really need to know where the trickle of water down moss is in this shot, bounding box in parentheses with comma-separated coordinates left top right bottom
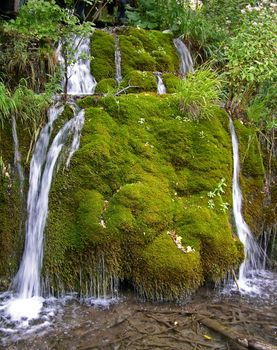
(0, 28, 266, 300)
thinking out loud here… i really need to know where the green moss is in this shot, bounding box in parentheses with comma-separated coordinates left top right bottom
(133, 233, 203, 300)
(90, 30, 115, 81)
(176, 199, 243, 280)
(119, 34, 156, 76)
(89, 28, 179, 87)
(0, 119, 34, 289)
(77, 95, 100, 109)
(95, 78, 117, 94)
(119, 28, 179, 76)
(120, 71, 157, 93)
(163, 73, 180, 93)
(106, 179, 175, 244)
(40, 94, 249, 299)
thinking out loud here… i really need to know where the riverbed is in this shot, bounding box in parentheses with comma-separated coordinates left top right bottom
(1, 270, 276, 350)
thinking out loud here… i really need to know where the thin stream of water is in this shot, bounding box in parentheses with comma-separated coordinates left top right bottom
(115, 35, 122, 84)
(173, 37, 194, 76)
(155, 72, 166, 94)
(0, 37, 95, 329)
(229, 118, 268, 295)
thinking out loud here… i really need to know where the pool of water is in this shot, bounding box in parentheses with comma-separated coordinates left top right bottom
(1, 271, 276, 349)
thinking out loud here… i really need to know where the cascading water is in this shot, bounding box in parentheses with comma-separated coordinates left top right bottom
(173, 37, 194, 76)
(0, 37, 95, 328)
(154, 72, 166, 95)
(115, 35, 122, 84)
(60, 36, 97, 96)
(65, 108, 85, 168)
(229, 117, 264, 292)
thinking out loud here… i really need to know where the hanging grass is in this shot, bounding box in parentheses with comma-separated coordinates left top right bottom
(0, 80, 49, 128)
(175, 67, 223, 120)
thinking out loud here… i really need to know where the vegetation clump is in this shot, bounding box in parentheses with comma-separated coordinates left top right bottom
(0, 0, 273, 296)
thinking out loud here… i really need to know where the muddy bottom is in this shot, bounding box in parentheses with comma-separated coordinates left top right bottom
(1, 285, 277, 350)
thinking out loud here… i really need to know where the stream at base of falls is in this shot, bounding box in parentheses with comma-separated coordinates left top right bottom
(0, 270, 276, 350)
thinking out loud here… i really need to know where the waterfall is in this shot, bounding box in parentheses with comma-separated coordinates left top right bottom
(229, 118, 263, 290)
(155, 72, 166, 95)
(115, 35, 122, 84)
(1, 37, 95, 323)
(60, 36, 97, 96)
(11, 115, 24, 198)
(65, 108, 85, 168)
(173, 37, 194, 76)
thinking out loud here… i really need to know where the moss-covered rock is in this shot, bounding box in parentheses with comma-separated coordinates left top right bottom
(90, 27, 179, 88)
(40, 94, 248, 299)
(118, 28, 179, 76)
(0, 27, 268, 299)
(90, 30, 115, 81)
(0, 118, 33, 288)
(133, 233, 203, 300)
(163, 73, 180, 93)
(95, 78, 117, 94)
(120, 70, 157, 93)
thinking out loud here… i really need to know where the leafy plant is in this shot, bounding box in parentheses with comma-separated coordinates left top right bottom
(175, 67, 223, 120)
(126, 1, 225, 59)
(126, 0, 189, 31)
(225, 2, 277, 99)
(0, 80, 50, 128)
(207, 178, 229, 212)
(2, 0, 94, 94)
(0, 82, 17, 126)
(5, 0, 71, 42)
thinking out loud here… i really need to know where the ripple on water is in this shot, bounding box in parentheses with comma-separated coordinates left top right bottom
(0, 293, 119, 347)
(222, 269, 277, 303)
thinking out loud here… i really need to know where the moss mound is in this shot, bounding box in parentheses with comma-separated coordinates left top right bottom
(118, 28, 179, 76)
(95, 78, 117, 94)
(90, 28, 180, 89)
(163, 73, 180, 93)
(42, 94, 246, 299)
(120, 70, 157, 93)
(90, 30, 115, 81)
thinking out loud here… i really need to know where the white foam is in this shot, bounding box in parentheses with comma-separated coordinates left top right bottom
(5, 297, 44, 322)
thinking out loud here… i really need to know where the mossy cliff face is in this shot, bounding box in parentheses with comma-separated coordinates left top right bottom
(43, 94, 245, 299)
(0, 119, 33, 289)
(91, 28, 179, 94)
(0, 28, 266, 298)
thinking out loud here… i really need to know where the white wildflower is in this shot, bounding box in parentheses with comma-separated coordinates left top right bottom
(186, 246, 195, 253)
(138, 118, 145, 124)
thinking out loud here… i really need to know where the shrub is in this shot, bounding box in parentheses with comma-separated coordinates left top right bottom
(225, 3, 277, 98)
(175, 68, 223, 119)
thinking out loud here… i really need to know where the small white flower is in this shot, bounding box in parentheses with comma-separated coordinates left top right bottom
(138, 118, 145, 124)
(186, 246, 195, 253)
(99, 219, 106, 228)
(253, 21, 258, 26)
